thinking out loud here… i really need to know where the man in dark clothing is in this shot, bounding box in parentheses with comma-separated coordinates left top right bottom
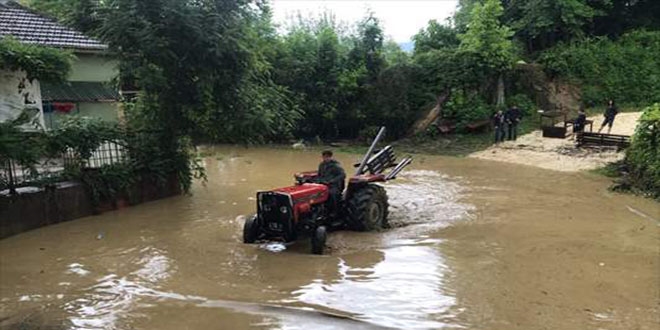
(574, 107, 587, 132)
(573, 107, 587, 140)
(493, 109, 506, 143)
(505, 105, 522, 141)
(317, 150, 346, 213)
(598, 100, 618, 134)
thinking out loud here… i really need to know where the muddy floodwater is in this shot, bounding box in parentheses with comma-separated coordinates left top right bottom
(1, 147, 658, 330)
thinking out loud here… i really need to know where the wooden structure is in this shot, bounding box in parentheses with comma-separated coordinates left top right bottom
(539, 110, 595, 138)
(539, 110, 568, 138)
(564, 118, 594, 134)
(576, 132, 631, 149)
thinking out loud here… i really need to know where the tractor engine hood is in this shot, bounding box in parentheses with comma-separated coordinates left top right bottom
(273, 183, 329, 205)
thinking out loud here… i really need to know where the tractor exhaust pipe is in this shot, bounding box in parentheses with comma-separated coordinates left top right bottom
(355, 126, 386, 175)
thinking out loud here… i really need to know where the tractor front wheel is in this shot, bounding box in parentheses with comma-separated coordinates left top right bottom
(311, 226, 327, 255)
(346, 184, 389, 231)
(243, 214, 259, 243)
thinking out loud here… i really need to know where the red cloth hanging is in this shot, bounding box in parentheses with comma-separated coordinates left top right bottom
(53, 102, 75, 113)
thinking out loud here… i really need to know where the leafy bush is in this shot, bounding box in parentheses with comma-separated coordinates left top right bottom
(443, 91, 493, 132)
(539, 30, 660, 106)
(622, 103, 660, 198)
(0, 37, 73, 81)
(507, 93, 536, 116)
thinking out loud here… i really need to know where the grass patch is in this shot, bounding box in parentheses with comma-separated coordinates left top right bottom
(591, 161, 623, 178)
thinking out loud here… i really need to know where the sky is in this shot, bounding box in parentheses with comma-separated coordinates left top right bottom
(270, 0, 459, 43)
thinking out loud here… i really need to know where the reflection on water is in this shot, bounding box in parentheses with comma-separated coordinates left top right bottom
(63, 247, 181, 329)
(289, 170, 471, 329)
(293, 239, 459, 329)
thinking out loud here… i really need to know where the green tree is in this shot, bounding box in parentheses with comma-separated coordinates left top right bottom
(459, 0, 515, 105)
(509, 0, 605, 53)
(27, 0, 102, 33)
(413, 19, 460, 54)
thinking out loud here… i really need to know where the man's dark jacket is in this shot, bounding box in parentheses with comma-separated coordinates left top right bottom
(605, 106, 618, 119)
(505, 107, 522, 124)
(317, 159, 346, 192)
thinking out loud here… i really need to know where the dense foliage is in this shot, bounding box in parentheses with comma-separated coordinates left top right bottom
(96, 0, 301, 143)
(24, 0, 659, 142)
(0, 37, 73, 81)
(539, 30, 660, 106)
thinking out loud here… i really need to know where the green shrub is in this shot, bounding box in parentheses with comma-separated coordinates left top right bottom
(443, 90, 493, 132)
(623, 103, 660, 198)
(507, 93, 536, 116)
(0, 37, 73, 81)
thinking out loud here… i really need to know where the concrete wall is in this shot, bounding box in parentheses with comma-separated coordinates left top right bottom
(0, 175, 181, 239)
(69, 53, 119, 82)
(0, 69, 45, 129)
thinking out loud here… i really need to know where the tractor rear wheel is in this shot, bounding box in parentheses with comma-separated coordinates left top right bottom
(243, 214, 259, 243)
(311, 226, 327, 255)
(346, 184, 389, 231)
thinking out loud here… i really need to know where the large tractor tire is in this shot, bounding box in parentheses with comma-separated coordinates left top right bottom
(311, 226, 327, 255)
(346, 184, 389, 231)
(243, 214, 259, 243)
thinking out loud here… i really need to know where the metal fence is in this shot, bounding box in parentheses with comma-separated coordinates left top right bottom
(63, 140, 127, 168)
(1, 139, 127, 195)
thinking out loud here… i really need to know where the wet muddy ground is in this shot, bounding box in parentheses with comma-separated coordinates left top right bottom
(1, 147, 658, 329)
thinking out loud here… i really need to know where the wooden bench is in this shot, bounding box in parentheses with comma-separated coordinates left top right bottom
(576, 132, 631, 149)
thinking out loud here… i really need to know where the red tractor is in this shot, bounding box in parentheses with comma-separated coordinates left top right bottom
(243, 127, 412, 254)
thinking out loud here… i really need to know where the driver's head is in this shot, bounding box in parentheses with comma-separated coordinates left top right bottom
(321, 150, 333, 162)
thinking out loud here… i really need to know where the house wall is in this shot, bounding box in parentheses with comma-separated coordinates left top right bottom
(0, 69, 45, 129)
(69, 53, 119, 82)
(58, 53, 121, 125)
(43, 102, 119, 129)
(78, 102, 119, 122)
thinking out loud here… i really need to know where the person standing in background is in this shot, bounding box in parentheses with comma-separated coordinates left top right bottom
(505, 105, 522, 141)
(493, 109, 506, 143)
(598, 100, 618, 134)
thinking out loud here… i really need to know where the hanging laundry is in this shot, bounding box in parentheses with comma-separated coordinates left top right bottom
(53, 102, 75, 113)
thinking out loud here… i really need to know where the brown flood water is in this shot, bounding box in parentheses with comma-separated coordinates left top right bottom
(1, 147, 658, 330)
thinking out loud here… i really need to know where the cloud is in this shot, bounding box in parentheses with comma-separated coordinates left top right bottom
(271, 0, 458, 42)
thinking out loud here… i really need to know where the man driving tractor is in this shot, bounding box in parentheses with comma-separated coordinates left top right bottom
(243, 127, 413, 254)
(317, 150, 346, 213)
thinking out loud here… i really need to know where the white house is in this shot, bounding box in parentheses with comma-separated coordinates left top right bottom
(0, 0, 120, 130)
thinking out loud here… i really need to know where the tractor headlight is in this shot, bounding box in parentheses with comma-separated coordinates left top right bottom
(280, 206, 288, 214)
